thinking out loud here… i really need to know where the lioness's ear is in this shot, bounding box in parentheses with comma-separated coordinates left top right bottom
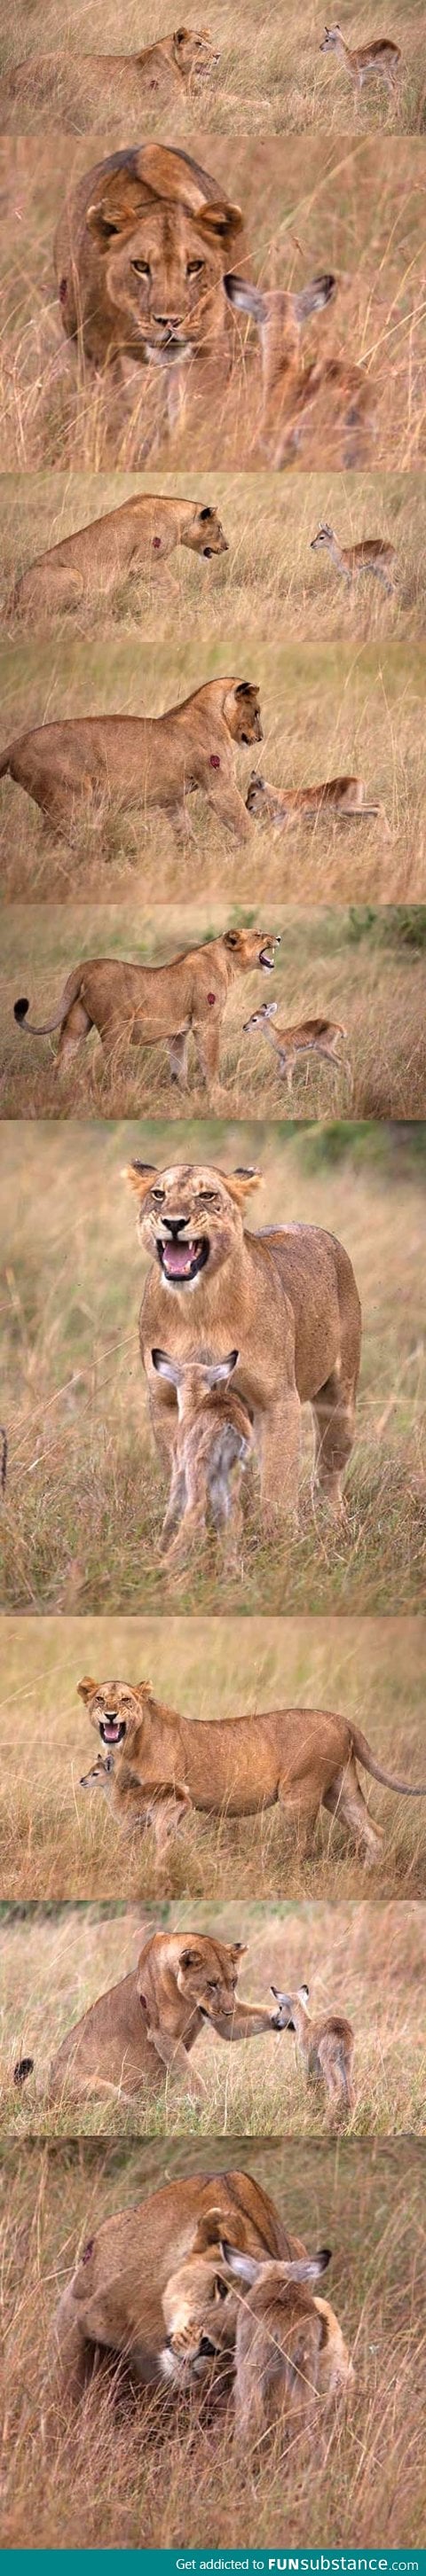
(77, 1676, 98, 1702)
(231, 1941, 247, 1958)
(122, 1162, 158, 1201)
(225, 1168, 262, 1206)
(198, 200, 244, 257)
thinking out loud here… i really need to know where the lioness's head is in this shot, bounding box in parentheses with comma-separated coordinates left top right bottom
(85, 184, 243, 364)
(167, 26, 219, 81)
(138, 1931, 247, 2022)
(124, 1161, 261, 1290)
(161, 2243, 331, 2380)
(78, 1676, 146, 1750)
(220, 680, 263, 746)
(222, 927, 278, 973)
(183, 502, 228, 557)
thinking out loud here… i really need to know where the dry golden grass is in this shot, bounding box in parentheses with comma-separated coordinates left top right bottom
(0, 634, 424, 904)
(3, 471, 425, 643)
(0, 137, 424, 472)
(1, 2136, 425, 2546)
(1, 1120, 425, 1617)
(2, 900, 426, 1120)
(1, 1605, 426, 1895)
(0, 0, 423, 132)
(1, 1897, 425, 2138)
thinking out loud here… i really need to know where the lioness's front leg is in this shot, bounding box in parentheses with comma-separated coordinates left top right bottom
(204, 772, 253, 842)
(256, 1391, 302, 1533)
(208, 2001, 281, 2041)
(143, 2021, 206, 2096)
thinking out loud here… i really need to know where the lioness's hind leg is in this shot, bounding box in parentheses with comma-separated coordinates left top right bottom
(56, 1002, 91, 1068)
(277, 1782, 320, 1858)
(312, 1367, 357, 1515)
(323, 1759, 383, 1863)
(168, 1032, 189, 1087)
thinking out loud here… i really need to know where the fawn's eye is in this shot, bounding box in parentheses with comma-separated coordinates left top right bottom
(132, 260, 151, 277)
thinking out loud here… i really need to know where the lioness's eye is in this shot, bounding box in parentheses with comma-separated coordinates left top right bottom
(152, 1188, 165, 1202)
(186, 260, 204, 278)
(198, 1191, 217, 1205)
(132, 261, 151, 277)
(214, 2278, 230, 2301)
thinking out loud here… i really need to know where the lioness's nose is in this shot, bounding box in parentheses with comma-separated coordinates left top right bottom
(153, 313, 181, 331)
(162, 1215, 187, 1237)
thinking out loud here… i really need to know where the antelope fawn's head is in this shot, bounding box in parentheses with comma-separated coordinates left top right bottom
(225, 272, 336, 333)
(151, 1347, 240, 1416)
(320, 25, 343, 51)
(270, 1983, 310, 2031)
(311, 523, 336, 550)
(243, 1000, 278, 1033)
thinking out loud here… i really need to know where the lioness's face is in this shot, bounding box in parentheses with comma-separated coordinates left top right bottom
(138, 1934, 244, 2020)
(102, 200, 241, 364)
(223, 928, 278, 973)
(184, 503, 228, 558)
(223, 683, 263, 746)
(129, 1162, 258, 1290)
(172, 27, 219, 79)
(78, 1678, 144, 1750)
(162, 2251, 239, 2380)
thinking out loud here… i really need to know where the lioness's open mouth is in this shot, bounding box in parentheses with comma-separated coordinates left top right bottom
(99, 1719, 127, 1745)
(259, 946, 275, 970)
(158, 1238, 209, 1284)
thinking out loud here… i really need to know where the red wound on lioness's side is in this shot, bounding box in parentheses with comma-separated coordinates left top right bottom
(153, 537, 162, 550)
(82, 2238, 94, 2263)
(209, 755, 220, 768)
(207, 992, 217, 1005)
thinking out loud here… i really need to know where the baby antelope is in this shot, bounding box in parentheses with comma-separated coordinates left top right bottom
(151, 1348, 254, 1566)
(320, 25, 402, 104)
(225, 272, 374, 467)
(243, 1002, 351, 1100)
(79, 1749, 192, 1861)
(311, 523, 397, 595)
(271, 1983, 355, 2125)
(246, 769, 390, 835)
(219, 2244, 353, 2442)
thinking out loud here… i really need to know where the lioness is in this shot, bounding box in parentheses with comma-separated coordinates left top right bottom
(8, 493, 229, 622)
(50, 2165, 305, 2400)
(13, 927, 277, 1088)
(124, 1158, 361, 1523)
(14, 1929, 279, 2106)
(2, 30, 219, 128)
(78, 1677, 426, 1864)
(53, 144, 244, 388)
(0, 679, 262, 843)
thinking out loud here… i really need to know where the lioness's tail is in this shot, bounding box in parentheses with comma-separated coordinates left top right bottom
(14, 968, 83, 1037)
(14, 2056, 35, 2086)
(351, 1722, 426, 1797)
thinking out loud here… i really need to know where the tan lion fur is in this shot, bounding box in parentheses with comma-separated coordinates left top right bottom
(13, 928, 277, 1089)
(14, 1928, 277, 2106)
(8, 491, 228, 622)
(0, 679, 262, 843)
(124, 1158, 361, 1523)
(50, 2166, 304, 2401)
(1, 30, 218, 127)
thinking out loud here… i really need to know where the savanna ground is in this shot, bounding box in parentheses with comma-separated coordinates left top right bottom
(1, 1896, 424, 2138)
(0, 137, 424, 472)
(1, 1118, 425, 1616)
(1, 2136, 425, 2546)
(0, 0, 424, 132)
(3, 471, 426, 645)
(1, 635, 424, 904)
(1, 1601, 426, 1905)
(2, 900, 426, 1121)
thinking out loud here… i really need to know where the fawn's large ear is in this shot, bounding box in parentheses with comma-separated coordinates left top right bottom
(286, 2250, 332, 2282)
(225, 1169, 262, 1206)
(122, 1162, 158, 1202)
(77, 1676, 98, 1702)
(225, 273, 267, 325)
(297, 1984, 310, 2003)
(151, 1349, 182, 1386)
(207, 1351, 240, 1385)
(219, 2242, 263, 2286)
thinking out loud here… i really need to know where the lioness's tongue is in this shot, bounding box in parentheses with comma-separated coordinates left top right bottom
(162, 1240, 200, 1275)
